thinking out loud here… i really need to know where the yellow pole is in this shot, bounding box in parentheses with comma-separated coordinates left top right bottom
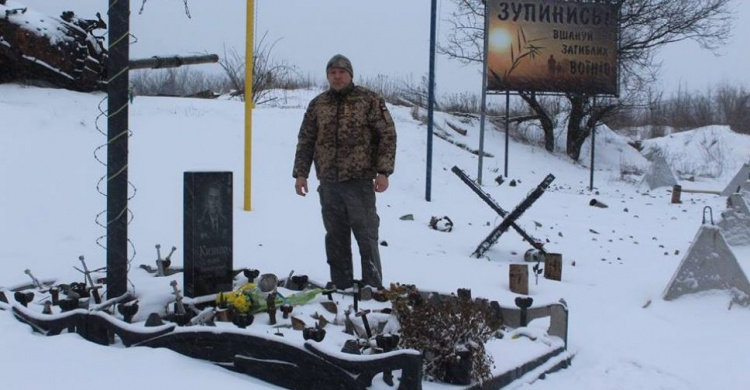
(244, 0, 254, 211)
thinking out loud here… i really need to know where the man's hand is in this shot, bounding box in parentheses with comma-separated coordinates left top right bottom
(295, 177, 308, 196)
(374, 174, 389, 193)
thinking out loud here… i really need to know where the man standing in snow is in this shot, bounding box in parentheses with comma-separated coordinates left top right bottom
(292, 54, 396, 290)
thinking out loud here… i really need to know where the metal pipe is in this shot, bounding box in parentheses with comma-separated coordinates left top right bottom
(425, 0, 437, 201)
(589, 96, 596, 191)
(128, 54, 218, 70)
(244, 0, 255, 211)
(477, 2, 490, 185)
(680, 188, 722, 195)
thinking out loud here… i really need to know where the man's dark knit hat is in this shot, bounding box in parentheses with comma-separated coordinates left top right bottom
(326, 54, 353, 77)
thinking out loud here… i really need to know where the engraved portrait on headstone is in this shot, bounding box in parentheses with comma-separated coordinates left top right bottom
(184, 172, 233, 297)
(198, 183, 230, 242)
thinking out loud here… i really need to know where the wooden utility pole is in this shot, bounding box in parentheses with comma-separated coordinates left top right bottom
(105, 6, 219, 298)
(106, 0, 130, 298)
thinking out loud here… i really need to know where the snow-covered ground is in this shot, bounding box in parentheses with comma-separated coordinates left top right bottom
(1, 83, 749, 389)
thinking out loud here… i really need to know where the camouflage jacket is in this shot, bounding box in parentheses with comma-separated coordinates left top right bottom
(293, 84, 396, 182)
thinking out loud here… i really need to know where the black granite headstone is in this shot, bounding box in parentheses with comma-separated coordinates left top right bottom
(184, 172, 233, 297)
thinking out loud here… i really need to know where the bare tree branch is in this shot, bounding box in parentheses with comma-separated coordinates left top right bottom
(218, 32, 299, 104)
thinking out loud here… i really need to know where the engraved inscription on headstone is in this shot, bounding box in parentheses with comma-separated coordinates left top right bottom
(184, 172, 233, 297)
(544, 253, 563, 281)
(509, 264, 529, 295)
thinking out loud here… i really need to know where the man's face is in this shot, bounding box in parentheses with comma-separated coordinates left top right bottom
(206, 187, 221, 214)
(327, 67, 351, 91)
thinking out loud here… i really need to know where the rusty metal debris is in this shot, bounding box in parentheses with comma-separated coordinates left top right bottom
(0, 2, 218, 92)
(0, 1, 108, 91)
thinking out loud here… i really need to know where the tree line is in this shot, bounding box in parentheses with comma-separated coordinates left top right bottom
(130, 0, 746, 147)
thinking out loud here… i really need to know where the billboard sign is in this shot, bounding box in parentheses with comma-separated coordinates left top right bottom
(486, 0, 619, 95)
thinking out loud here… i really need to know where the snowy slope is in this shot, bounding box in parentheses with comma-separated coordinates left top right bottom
(1, 84, 750, 389)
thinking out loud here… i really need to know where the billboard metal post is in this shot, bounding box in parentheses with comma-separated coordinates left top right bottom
(477, 1, 490, 185)
(504, 90, 510, 177)
(589, 124, 596, 190)
(589, 96, 597, 191)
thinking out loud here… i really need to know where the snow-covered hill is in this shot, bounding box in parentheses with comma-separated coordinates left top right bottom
(1, 84, 749, 389)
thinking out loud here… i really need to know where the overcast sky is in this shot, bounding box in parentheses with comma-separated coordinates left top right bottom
(18, 0, 750, 96)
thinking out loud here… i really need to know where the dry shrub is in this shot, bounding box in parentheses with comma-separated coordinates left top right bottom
(390, 285, 501, 384)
